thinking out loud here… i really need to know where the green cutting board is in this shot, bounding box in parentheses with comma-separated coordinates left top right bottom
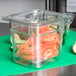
(0, 30, 76, 76)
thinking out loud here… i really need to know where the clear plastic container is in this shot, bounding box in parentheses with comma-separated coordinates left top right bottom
(3, 9, 64, 68)
(43, 10, 75, 32)
(60, 13, 75, 34)
(44, 11, 75, 33)
(43, 11, 75, 44)
(61, 13, 75, 44)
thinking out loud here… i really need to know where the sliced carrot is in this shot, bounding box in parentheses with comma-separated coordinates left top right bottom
(39, 26, 52, 34)
(50, 49, 58, 58)
(21, 53, 37, 60)
(40, 32, 60, 44)
(16, 25, 60, 61)
(16, 39, 32, 56)
(40, 41, 59, 60)
(21, 54, 32, 60)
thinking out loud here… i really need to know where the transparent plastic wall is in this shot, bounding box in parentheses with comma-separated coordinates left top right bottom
(3, 9, 64, 68)
(42, 10, 75, 44)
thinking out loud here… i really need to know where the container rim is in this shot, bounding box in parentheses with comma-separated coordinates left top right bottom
(2, 9, 65, 26)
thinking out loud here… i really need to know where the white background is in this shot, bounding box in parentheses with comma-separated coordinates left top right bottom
(0, 0, 45, 22)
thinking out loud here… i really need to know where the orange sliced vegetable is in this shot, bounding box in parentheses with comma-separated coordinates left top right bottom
(41, 42, 59, 60)
(16, 25, 60, 61)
